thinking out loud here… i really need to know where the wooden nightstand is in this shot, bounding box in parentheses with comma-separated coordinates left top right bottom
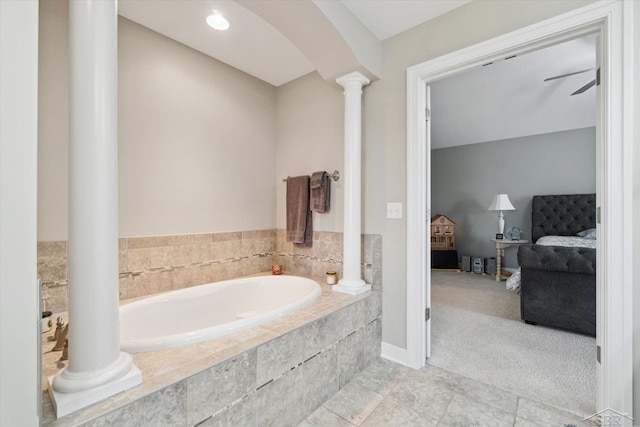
(490, 239, 529, 281)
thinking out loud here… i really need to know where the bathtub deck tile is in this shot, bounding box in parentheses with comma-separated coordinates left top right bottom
(198, 393, 256, 427)
(208, 339, 239, 358)
(132, 344, 204, 380)
(195, 336, 238, 357)
(255, 365, 304, 427)
(303, 315, 332, 360)
(257, 328, 304, 387)
(303, 344, 339, 415)
(363, 319, 383, 366)
(302, 301, 366, 361)
(220, 341, 271, 367)
(305, 306, 340, 320)
(144, 354, 231, 394)
(45, 378, 189, 427)
(186, 368, 217, 426)
(81, 381, 188, 427)
(337, 326, 366, 388)
(364, 292, 382, 325)
(227, 325, 279, 347)
(262, 311, 317, 335)
(42, 272, 381, 427)
(334, 299, 367, 340)
(186, 349, 257, 426)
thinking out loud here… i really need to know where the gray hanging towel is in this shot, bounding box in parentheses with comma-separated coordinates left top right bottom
(310, 171, 330, 213)
(286, 175, 312, 247)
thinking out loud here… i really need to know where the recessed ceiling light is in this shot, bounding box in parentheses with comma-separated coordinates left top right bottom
(206, 10, 229, 31)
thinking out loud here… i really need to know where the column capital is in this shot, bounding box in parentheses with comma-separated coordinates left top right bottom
(336, 71, 370, 90)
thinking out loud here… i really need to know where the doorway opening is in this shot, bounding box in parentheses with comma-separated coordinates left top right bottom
(406, 1, 633, 418)
(426, 33, 598, 417)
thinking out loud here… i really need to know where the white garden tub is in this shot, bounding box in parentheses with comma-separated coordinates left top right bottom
(120, 275, 321, 353)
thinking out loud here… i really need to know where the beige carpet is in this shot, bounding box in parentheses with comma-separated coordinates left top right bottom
(428, 271, 596, 418)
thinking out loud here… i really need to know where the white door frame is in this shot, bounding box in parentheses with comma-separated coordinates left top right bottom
(406, 0, 633, 417)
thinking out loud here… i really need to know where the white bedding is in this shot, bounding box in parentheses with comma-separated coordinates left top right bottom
(506, 268, 521, 293)
(535, 235, 596, 249)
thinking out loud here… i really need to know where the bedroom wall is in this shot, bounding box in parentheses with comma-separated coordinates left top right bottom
(38, 1, 277, 241)
(431, 127, 596, 269)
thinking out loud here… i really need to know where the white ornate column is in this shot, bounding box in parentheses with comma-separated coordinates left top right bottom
(333, 72, 371, 295)
(49, 0, 141, 417)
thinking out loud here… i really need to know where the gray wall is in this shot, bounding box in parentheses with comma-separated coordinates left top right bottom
(431, 127, 596, 269)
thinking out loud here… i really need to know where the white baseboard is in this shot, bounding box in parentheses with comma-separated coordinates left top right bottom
(380, 342, 409, 366)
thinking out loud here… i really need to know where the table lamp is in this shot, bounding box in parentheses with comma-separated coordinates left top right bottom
(488, 194, 515, 236)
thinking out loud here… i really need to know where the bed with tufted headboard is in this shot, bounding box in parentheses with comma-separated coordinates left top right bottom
(517, 194, 596, 336)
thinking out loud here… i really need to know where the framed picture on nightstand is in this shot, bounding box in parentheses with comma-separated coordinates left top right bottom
(495, 233, 504, 240)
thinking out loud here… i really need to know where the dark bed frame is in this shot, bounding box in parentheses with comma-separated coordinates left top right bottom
(517, 194, 596, 336)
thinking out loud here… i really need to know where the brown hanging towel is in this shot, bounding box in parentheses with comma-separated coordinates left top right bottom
(286, 175, 312, 247)
(310, 171, 330, 213)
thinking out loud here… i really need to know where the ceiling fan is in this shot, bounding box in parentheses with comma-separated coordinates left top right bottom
(543, 68, 596, 95)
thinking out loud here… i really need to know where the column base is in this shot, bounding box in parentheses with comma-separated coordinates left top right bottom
(333, 278, 371, 295)
(48, 354, 142, 418)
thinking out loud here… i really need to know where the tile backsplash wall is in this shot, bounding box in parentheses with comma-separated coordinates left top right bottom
(38, 229, 382, 313)
(275, 230, 382, 289)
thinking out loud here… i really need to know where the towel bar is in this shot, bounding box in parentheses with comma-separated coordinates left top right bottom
(282, 170, 340, 182)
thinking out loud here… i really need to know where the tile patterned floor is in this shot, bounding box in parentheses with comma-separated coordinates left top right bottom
(298, 358, 597, 427)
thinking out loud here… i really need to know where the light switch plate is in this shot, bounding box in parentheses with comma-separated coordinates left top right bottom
(387, 202, 403, 219)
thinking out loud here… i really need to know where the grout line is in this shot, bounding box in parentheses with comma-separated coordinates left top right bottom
(513, 397, 521, 426)
(325, 406, 358, 426)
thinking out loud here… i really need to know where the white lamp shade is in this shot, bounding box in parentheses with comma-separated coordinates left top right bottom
(488, 194, 515, 211)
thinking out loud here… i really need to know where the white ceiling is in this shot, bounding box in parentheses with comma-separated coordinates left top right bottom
(117, 0, 469, 86)
(118, 0, 316, 87)
(117, 1, 596, 148)
(340, 0, 471, 40)
(430, 34, 597, 149)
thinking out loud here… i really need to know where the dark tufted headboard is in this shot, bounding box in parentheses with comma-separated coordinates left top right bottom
(531, 194, 596, 243)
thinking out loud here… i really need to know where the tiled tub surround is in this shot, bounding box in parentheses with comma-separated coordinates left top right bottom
(38, 230, 382, 313)
(41, 276, 382, 426)
(38, 230, 277, 314)
(275, 231, 382, 290)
